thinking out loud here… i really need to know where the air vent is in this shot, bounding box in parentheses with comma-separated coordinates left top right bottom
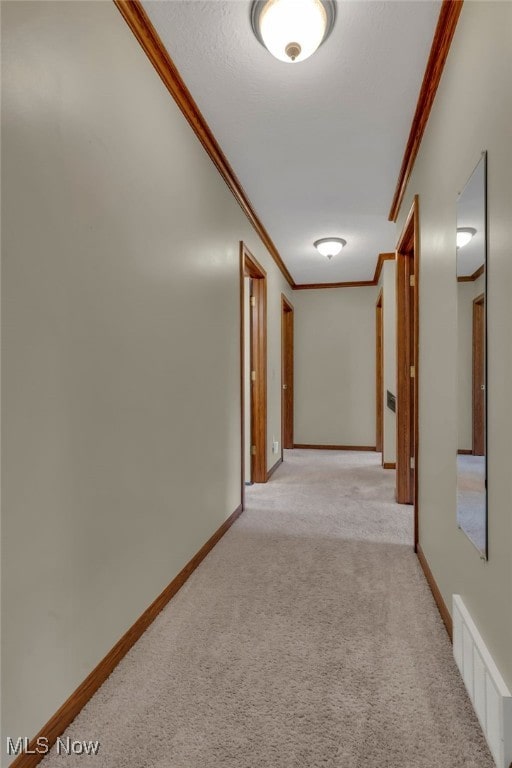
(453, 595, 512, 767)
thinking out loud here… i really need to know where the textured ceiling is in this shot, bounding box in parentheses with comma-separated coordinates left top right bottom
(457, 156, 486, 278)
(142, 0, 441, 284)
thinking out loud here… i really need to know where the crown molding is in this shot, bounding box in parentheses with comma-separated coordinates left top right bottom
(293, 280, 376, 290)
(388, 0, 464, 222)
(373, 252, 396, 284)
(114, 0, 295, 287)
(115, 0, 428, 289)
(457, 264, 484, 283)
(292, 252, 395, 290)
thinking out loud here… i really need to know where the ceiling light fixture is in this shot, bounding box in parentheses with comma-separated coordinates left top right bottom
(314, 237, 346, 259)
(456, 227, 477, 248)
(251, 0, 336, 64)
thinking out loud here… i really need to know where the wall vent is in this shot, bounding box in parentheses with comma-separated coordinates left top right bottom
(453, 595, 512, 767)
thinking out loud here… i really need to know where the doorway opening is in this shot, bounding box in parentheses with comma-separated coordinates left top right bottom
(472, 293, 485, 456)
(376, 290, 383, 459)
(281, 295, 294, 453)
(240, 243, 267, 501)
(396, 196, 419, 550)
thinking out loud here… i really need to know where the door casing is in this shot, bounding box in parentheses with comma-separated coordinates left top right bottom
(396, 196, 420, 550)
(472, 293, 485, 456)
(281, 294, 294, 452)
(240, 242, 267, 500)
(376, 290, 383, 457)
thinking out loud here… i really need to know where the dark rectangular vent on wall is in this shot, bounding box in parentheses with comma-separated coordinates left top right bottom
(387, 391, 396, 413)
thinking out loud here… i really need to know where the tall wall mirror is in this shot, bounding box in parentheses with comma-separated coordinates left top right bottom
(456, 152, 487, 558)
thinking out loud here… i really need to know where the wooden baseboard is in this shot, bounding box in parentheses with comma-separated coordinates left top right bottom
(457, 449, 472, 455)
(293, 444, 376, 451)
(417, 543, 453, 641)
(383, 462, 396, 469)
(266, 457, 283, 480)
(9, 503, 244, 768)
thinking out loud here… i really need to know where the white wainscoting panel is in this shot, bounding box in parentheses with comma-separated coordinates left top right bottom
(453, 595, 512, 768)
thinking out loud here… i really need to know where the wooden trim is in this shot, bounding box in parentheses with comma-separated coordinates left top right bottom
(113, 0, 295, 288)
(472, 293, 485, 456)
(281, 294, 294, 452)
(383, 462, 396, 469)
(293, 280, 376, 290)
(396, 197, 420, 553)
(376, 290, 384, 455)
(9, 503, 243, 768)
(240, 251, 246, 509)
(417, 544, 453, 641)
(388, 0, 464, 222)
(267, 457, 283, 481)
(374, 252, 395, 284)
(241, 243, 267, 484)
(292, 252, 395, 291)
(293, 444, 376, 451)
(457, 449, 472, 455)
(457, 264, 484, 283)
(472, 264, 485, 281)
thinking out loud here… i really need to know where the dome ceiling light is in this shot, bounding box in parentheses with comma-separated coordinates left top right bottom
(314, 237, 347, 259)
(251, 0, 337, 64)
(456, 227, 477, 248)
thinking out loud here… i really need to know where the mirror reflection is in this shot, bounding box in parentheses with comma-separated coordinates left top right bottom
(456, 152, 487, 557)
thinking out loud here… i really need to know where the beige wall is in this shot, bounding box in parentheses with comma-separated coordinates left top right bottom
(397, 1, 512, 687)
(293, 287, 378, 447)
(381, 260, 397, 465)
(0, 1, 292, 756)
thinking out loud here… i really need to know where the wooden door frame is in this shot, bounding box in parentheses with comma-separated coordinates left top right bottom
(472, 293, 485, 456)
(240, 243, 267, 500)
(281, 294, 294, 454)
(396, 196, 420, 549)
(376, 290, 384, 457)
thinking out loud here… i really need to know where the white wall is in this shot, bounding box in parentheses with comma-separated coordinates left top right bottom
(0, 1, 292, 757)
(396, 1, 512, 688)
(293, 287, 378, 447)
(381, 260, 397, 465)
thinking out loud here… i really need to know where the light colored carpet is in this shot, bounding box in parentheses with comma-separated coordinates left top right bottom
(41, 450, 493, 768)
(457, 455, 486, 553)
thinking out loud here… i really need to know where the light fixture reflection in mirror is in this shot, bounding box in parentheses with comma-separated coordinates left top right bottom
(456, 152, 487, 558)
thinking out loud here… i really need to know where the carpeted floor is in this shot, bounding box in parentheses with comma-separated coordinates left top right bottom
(41, 450, 493, 767)
(457, 454, 486, 553)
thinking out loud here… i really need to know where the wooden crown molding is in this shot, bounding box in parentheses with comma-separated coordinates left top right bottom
(293, 252, 395, 291)
(114, 0, 295, 288)
(388, 0, 464, 222)
(373, 252, 395, 284)
(114, 1, 420, 289)
(457, 264, 484, 283)
(294, 444, 376, 451)
(293, 280, 375, 290)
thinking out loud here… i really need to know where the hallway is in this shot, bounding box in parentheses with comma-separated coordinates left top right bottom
(40, 451, 492, 768)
